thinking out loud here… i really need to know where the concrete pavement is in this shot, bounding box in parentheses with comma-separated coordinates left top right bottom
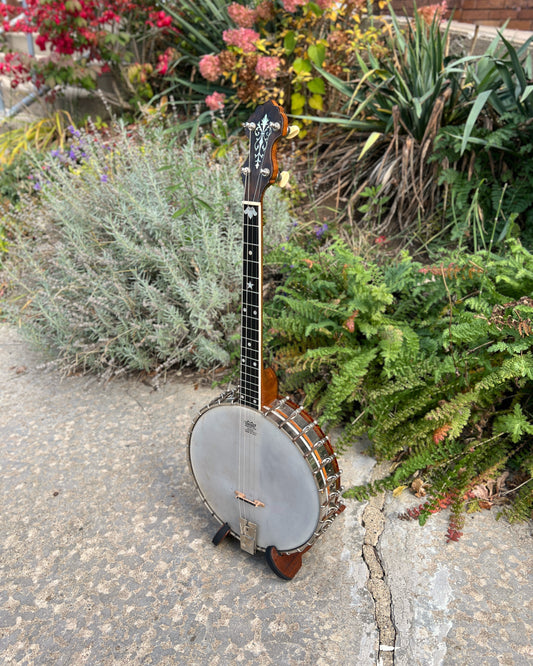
(0, 325, 531, 665)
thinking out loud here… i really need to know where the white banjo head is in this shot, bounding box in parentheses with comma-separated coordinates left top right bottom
(188, 403, 321, 553)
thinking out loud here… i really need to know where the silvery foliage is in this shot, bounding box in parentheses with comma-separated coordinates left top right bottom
(4, 124, 293, 378)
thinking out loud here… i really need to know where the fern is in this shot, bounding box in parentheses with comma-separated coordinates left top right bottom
(267, 237, 533, 528)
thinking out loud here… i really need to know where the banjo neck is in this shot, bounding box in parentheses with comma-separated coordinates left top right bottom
(239, 100, 288, 410)
(239, 198, 264, 410)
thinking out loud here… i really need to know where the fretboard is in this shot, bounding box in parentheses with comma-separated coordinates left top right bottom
(240, 201, 262, 409)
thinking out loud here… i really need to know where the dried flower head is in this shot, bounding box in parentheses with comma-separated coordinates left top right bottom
(218, 50, 238, 72)
(255, 0, 275, 21)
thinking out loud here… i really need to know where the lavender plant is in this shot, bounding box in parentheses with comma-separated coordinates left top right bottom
(2, 123, 292, 378)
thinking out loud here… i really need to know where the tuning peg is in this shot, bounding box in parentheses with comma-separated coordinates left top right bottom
(278, 171, 290, 188)
(286, 125, 300, 140)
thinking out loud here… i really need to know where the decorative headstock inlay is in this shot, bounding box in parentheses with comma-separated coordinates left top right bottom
(241, 100, 287, 204)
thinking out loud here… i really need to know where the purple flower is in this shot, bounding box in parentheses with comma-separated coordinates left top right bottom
(34, 182, 41, 191)
(51, 149, 60, 158)
(100, 174, 108, 183)
(69, 149, 76, 160)
(315, 223, 328, 239)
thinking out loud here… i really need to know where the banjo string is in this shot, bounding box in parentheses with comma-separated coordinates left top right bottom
(240, 111, 277, 528)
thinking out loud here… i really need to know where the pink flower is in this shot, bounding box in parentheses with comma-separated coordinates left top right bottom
(156, 48, 175, 76)
(222, 27, 259, 52)
(156, 11, 172, 28)
(255, 56, 280, 80)
(281, 0, 306, 13)
(205, 92, 226, 111)
(316, 0, 335, 8)
(199, 54, 221, 81)
(227, 3, 257, 28)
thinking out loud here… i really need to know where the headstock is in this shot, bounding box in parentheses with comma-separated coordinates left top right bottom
(241, 100, 288, 203)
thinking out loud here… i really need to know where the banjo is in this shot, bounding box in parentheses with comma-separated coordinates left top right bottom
(187, 100, 344, 580)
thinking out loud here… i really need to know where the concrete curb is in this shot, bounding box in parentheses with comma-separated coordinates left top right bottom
(0, 325, 531, 664)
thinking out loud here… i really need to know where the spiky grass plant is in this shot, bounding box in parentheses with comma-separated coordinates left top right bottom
(2, 122, 292, 378)
(0, 110, 75, 166)
(308, 5, 472, 245)
(307, 6, 533, 251)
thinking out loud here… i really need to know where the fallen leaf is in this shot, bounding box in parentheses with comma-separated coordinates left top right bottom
(392, 485, 408, 497)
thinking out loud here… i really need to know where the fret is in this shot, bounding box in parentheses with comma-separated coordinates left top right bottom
(241, 319, 260, 333)
(240, 380, 260, 393)
(242, 253, 259, 266)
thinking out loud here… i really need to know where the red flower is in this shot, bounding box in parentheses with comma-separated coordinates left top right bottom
(35, 34, 47, 50)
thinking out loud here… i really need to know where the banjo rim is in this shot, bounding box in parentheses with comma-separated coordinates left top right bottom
(187, 391, 343, 554)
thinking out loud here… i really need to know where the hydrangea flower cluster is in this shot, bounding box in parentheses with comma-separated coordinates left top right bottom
(222, 28, 260, 52)
(227, 2, 257, 28)
(205, 92, 226, 111)
(199, 54, 222, 82)
(255, 56, 280, 80)
(418, 1, 448, 24)
(280, 0, 307, 13)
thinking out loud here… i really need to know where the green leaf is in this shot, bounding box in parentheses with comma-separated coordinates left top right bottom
(461, 90, 492, 155)
(358, 131, 383, 161)
(307, 77, 325, 94)
(308, 2, 323, 16)
(291, 92, 306, 114)
(308, 93, 323, 111)
(284, 31, 296, 55)
(494, 404, 533, 443)
(293, 58, 312, 75)
(520, 84, 533, 103)
(308, 43, 326, 67)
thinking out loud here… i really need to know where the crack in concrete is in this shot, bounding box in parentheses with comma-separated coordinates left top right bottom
(361, 462, 397, 665)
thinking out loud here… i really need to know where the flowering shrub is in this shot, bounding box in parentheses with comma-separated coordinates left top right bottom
(197, 0, 388, 115)
(0, 1, 176, 107)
